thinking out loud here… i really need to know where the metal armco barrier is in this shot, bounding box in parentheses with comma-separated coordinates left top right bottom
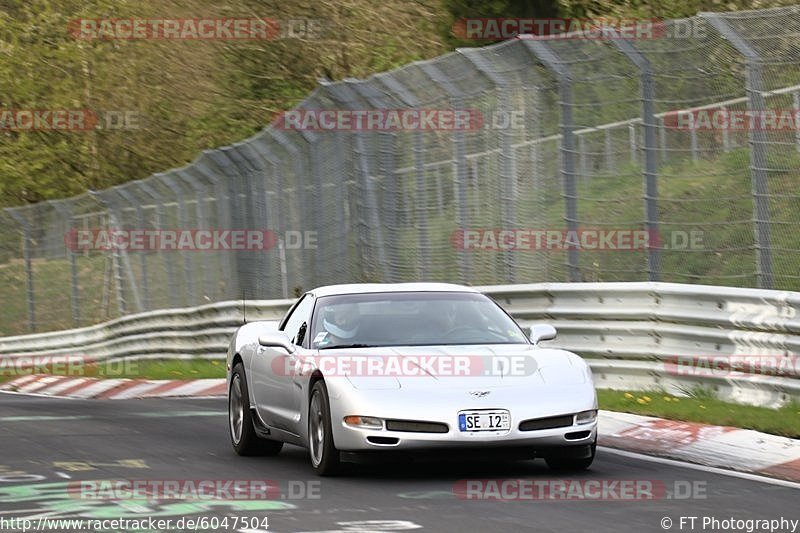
(1, 282, 798, 407)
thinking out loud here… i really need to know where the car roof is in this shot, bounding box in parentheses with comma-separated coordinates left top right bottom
(310, 282, 480, 298)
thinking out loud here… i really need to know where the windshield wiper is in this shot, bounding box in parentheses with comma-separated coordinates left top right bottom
(319, 343, 376, 350)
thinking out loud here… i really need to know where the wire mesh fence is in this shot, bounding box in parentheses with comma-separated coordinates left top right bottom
(2, 6, 800, 335)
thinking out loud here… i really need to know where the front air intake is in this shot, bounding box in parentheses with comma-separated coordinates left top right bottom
(385, 419, 449, 433)
(519, 415, 574, 431)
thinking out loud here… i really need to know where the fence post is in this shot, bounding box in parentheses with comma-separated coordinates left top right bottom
(349, 78, 403, 282)
(267, 131, 308, 292)
(720, 105, 730, 152)
(93, 189, 144, 314)
(377, 74, 432, 280)
(137, 181, 180, 306)
(220, 144, 288, 297)
(612, 35, 661, 281)
(458, 48, 518, 284)
(702, 13, 774, 289)
(156, 174, 193, 306)
(7, 209, 36, 332)
(249, 139, 290, 298)
(113, 187, 149, 310)
(794, 91, 800, 153)
(605, 129, 616, 174)
(321, 81, 390, 283)
(175, 168, 213, 302)
(50, 201, 83, 324)
(88, 191, 125, 315)
(231, 144, 279, 296)
(524, 40, 580, 282)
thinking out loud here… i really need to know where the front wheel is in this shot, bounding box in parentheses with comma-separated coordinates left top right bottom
(545, 441, 596, 472)
(308, 381, 342, 476)
(229, 363, 283, 456)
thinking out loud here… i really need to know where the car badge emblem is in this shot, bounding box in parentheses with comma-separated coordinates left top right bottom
(469, 390, 490, 398)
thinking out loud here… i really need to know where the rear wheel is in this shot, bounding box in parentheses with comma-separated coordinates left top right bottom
(229, 363, 283, 456)
(545, 441, 596, 472)
(308, 381, 342, 476)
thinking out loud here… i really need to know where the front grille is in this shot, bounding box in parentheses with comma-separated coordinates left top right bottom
(518, 414, 573, 431)
(385, 419, 449, 433)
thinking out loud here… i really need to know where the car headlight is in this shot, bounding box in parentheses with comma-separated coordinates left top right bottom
(343, 415, 383, 429)
(575, 410, 597, 424)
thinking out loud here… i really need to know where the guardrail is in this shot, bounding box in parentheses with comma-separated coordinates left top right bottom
(1, 282, 798, 407)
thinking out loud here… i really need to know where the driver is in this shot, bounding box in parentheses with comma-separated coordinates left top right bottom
(318, 303, 361, 347)
(430, 300, 459, 332)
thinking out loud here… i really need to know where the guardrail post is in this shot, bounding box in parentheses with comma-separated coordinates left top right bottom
(524, 40, 580, 282)
(611, 34, 661, 281)
(50, 201, 83, 324)
(702, 13, 774, 289)
(7, 208, 36, 332)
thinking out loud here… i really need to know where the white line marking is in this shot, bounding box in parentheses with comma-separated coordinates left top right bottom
(599, 446, 800, 489)
(55, 472, 71, 479)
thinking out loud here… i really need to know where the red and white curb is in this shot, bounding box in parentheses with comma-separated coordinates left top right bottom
(599, 410, 800, 483)
(0, 374, 227, 400)
(3, 375, 798, 482)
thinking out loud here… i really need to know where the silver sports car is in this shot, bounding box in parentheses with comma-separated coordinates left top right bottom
(226, 283, 597, 475)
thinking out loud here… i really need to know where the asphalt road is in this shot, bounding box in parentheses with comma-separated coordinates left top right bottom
(0, 393, 798, 533)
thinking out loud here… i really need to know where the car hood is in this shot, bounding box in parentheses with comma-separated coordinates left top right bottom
(310, 344, 589, 390)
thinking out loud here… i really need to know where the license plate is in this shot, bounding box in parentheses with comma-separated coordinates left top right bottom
(458, 410, 510, 432)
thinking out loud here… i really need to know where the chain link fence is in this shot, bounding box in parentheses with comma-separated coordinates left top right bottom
(2, 6, 800, 335)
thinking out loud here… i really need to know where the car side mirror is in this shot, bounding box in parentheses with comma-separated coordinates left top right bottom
(529, 324, 557, 345)
(258, 331, 295, 353)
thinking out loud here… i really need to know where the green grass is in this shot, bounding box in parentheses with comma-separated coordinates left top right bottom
(0, 357, 226, 383)
(598, 388, 800, 438)
(125, 358, 226, 380)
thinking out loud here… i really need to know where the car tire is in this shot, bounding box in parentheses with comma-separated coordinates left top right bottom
(229, 362, 283, 456)
(308, 381, 342, 476)
(544, 441, 596, 472)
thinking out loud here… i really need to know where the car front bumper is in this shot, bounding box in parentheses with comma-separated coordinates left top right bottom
(327, 382, 598, 452)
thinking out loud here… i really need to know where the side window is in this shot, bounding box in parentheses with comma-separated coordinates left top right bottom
(281, 294, 314, 346)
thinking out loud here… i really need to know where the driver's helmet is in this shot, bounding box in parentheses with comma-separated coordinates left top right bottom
(323, 303, 361, 339)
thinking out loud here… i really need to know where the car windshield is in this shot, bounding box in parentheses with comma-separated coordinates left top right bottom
(310, 291, 528, 349)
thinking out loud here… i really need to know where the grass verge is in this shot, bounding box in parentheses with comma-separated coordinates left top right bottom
(0, 358, 226, 384)
(598, 388, 800, 439)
